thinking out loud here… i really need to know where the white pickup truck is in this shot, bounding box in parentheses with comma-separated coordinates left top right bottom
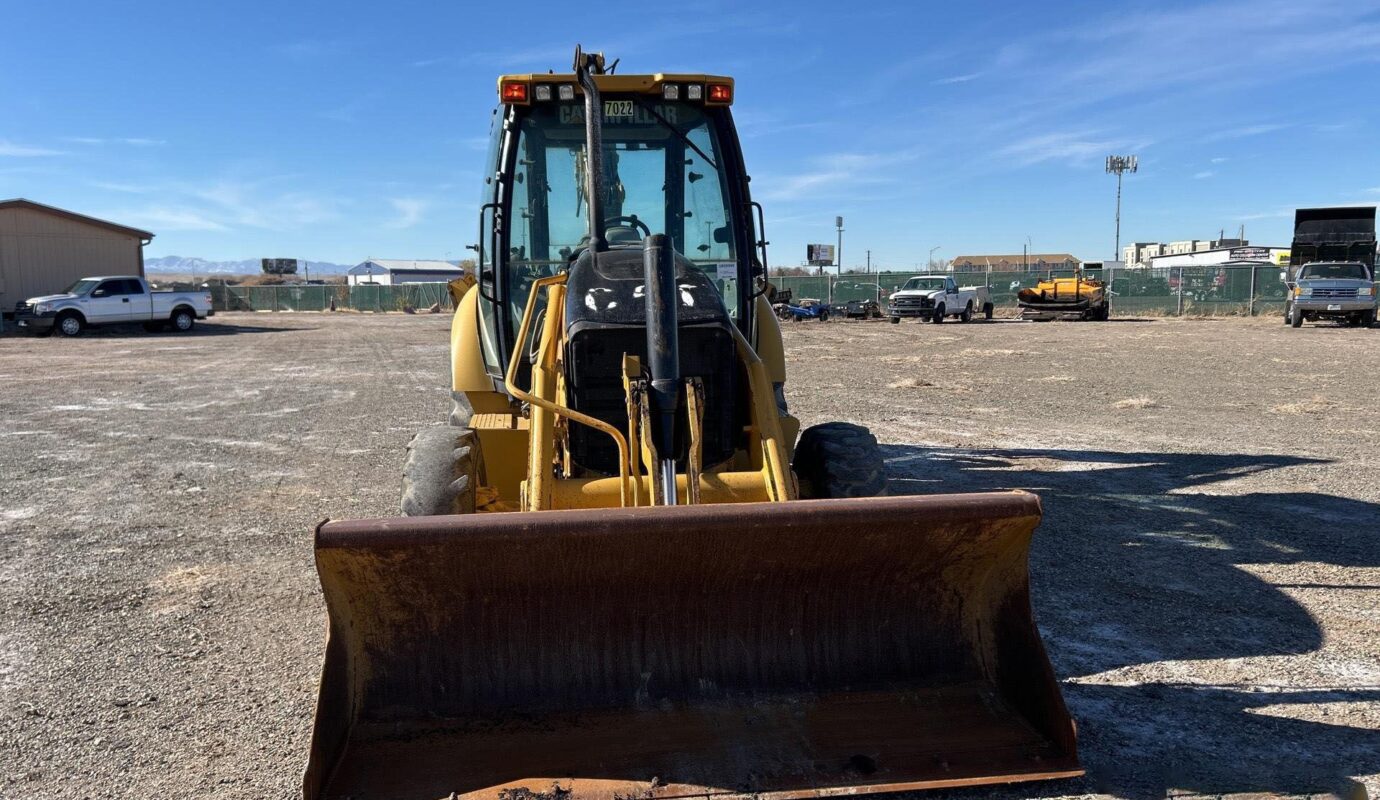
(15, 276, 214, 337)
(888, 274, 993, 324)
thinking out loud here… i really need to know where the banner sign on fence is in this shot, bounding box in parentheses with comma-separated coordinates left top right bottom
(1228, 247, 1270, 261)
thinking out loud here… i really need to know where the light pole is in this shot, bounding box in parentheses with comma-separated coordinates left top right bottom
(832, 216, 844, 305)
(1106, 155, 1138, 262)
(928, 245, 941, 271)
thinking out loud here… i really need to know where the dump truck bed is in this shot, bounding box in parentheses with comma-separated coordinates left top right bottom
(306, 493, 1080, 799)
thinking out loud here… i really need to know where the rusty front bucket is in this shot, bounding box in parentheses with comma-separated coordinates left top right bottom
(304, 492, 1080, 799)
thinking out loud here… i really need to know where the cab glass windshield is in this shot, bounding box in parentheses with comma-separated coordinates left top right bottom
(508, 99, 738, 309)
(902, 277, 947, 291)
(1300, 263, 1369, 280)
(63, 279, 99, 294)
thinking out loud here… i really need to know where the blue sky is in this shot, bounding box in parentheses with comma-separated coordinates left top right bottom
(2, 0, 1378, 267)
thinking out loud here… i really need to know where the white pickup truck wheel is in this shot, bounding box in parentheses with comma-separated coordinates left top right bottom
(171, 309, 195, 332)
(932, 303, 945, 324)
(960, 302, 973, 323)
(56, 313, 84, 337)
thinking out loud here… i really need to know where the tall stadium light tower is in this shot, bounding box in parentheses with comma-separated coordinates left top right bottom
(1106, 155, 1138, 261)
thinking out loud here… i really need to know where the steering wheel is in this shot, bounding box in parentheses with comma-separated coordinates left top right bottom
(604, 215, 651, 239)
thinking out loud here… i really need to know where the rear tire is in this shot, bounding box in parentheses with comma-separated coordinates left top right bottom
(983, 302, 994, 320)
(401, 425, 481, 516)
(932, 303, 945, 324)
(793, 422, 888, 499)
(171, 309, 195, 332)
(889, 316, 900, 325)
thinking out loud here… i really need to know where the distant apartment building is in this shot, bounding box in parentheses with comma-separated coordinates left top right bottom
(1123, 237, 1250, 266)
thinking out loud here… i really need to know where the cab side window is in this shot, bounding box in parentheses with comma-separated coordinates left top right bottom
(92, 280, 123, 297)
(121, 279, 145, 294)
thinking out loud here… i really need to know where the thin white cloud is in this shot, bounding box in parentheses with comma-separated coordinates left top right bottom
(107, 206, 229, 231)
(1193, 171, 1215, 180)
(997, 130, 1150, 167)
(932, 72, 983, 85)
(90, 180, 154, 193)
(757, 153, 899, 202)
(0, 140, 65, 157)
(1201, 123, 1290, 143)
(65, 136, 165, 146)
(1210, 157, 1229, 164)
(385, 198, 427, 229)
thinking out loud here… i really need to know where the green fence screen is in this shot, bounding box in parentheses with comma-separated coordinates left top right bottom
(771, 264, 1292, 317)
(210, 267, 1298, 318)
(212, 283, 454, 314)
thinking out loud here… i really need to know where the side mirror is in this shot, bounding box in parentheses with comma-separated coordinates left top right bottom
(1278, 270, 1287, 282)
(92, 290, 106, 297)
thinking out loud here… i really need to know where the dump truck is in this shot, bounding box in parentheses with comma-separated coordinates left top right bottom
(1018, 270, 1108, 321)
(1282, 207, 1377, 328)
(305, 48, 1081, 800)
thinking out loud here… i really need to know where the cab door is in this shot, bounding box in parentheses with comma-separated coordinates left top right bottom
(86, 279, 131, 322)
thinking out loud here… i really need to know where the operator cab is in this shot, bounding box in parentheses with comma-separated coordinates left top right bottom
(470, 66, 768, 476)
(472, 72, 764, 383)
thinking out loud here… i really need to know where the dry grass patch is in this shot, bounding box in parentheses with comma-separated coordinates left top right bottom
(1113, 397, 1160, 410)
(1272, 396, 1334, 415)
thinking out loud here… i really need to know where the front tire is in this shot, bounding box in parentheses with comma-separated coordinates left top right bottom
(960, 302, 973, 323)
(793, 422, 888, 499)
(818, 310, 830, 322)
(1290, 305, 1304, 327)
(932, 303, 945, 324)
(401, 425, 481, 516)
(55, 312, 83, 337)
(889, 316, 900, 325)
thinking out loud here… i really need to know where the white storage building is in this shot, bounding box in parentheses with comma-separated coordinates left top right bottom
(347, 259, 464, 286)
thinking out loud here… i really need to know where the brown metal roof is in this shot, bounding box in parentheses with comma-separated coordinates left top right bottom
(0, 198, 154, 240)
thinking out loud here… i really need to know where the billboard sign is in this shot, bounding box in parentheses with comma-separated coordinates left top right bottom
(807, 244, 835, 266)
(262, 258, 299, 275)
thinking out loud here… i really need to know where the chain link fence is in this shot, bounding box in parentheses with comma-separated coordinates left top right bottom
(772, 264, 1294, 317)
(209, 266, 1299, 318)
(211, 283, 454, 314)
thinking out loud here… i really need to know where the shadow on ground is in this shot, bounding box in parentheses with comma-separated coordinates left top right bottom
(2, 321, 306, 338)
(882, 445, 1379, 798)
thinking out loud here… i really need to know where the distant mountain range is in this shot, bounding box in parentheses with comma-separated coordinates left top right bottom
(144, 256, 354, 275)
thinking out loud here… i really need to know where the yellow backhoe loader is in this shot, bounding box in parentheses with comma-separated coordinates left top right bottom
(305, 48, 1080, 799)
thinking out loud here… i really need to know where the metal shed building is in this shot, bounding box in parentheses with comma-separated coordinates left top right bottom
(347, 259, 464, 286)
(0, 198, 153, 315)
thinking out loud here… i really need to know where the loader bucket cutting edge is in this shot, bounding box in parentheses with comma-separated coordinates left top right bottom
(304, 492, 1080, 800)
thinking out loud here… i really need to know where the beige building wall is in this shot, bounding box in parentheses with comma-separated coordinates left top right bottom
(0, 206, 146, 307)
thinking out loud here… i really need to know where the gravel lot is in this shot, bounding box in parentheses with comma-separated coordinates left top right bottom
(1, 312, 1376, 799)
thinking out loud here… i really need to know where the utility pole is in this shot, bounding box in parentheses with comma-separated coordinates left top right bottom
(1106, 155, 1138, 261)
(866, 249, 871, 273)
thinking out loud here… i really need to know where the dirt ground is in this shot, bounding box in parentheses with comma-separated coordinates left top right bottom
(1, 311, 1376, 799)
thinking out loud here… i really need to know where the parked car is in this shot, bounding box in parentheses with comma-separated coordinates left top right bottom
(778, 298, 831, 322)
(841, 298, 883, 319)
(15, 276, 214, 337)
(888, 275, 993, 323)
(1283, 261, 1377, 328)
